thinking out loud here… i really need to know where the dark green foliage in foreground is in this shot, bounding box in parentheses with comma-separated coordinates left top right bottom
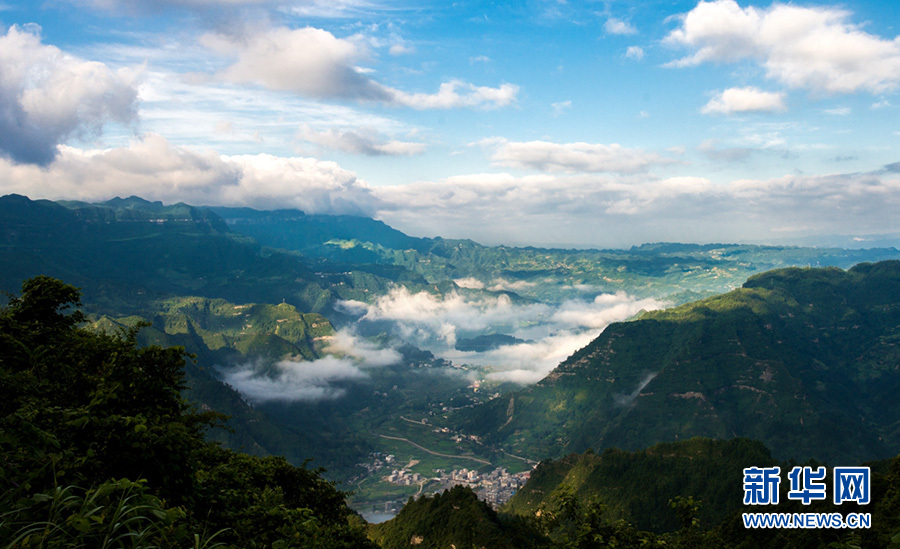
(0, 276, 375, 548)
(371, 483, 720, 548)
(496, 440, 900, 548)
(370, 485, 541, 549)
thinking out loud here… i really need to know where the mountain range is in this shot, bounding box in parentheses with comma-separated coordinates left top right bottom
(4, 193, 900, 514)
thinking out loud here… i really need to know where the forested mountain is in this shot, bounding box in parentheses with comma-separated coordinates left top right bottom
(504, 438, 777, 533)
(211, 204, 900, 303)
(0, 276, 376, 547)
(461, 261, 900, 464)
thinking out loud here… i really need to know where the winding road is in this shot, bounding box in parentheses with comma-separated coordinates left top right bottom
(378, 434, 491, 466)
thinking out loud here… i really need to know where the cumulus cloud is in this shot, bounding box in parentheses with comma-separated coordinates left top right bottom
(666, 0, 900, 94)
(0, 25, 139, 165)
(202, 26, 392, 101)
(625, 46, 644, 61)
(478, 138, 675, 174)
(0, 133, 377, 215)
(700, 87, 786, 114)
(202, 25, 518, 109)
(605, 17, 637, 36)
(338, 287, 664, 384)
(297, 124, 426, 156)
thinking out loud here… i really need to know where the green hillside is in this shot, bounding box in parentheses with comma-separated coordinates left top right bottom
(462, 261, 900, 464)
(504, 438, 777, 533)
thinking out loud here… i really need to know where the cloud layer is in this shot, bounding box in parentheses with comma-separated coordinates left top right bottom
(480, 138, 675, 174)
(374, 170, 900, 247)
(339, 287, 665, 384)
(0, 25, 139, 165)
(0, 133, 377, 215)
(221, 328, 402, 403)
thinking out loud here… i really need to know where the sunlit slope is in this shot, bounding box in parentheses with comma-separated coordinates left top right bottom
(504, 438, 777, 533)
(462, 261, 900, 464)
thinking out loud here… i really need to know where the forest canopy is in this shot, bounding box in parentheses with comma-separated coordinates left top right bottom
(0, 275, 375, 548)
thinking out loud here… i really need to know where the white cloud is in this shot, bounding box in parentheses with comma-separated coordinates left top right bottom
(324, 328, 403, 367)
(389, 80, 519, 110)
(551, 100, 572, 116)
(373, 170, 900, 248)
(202, 25, 518, 109)
(202, 26, 392, 101)
(666, 0, 900, 95)
(604, 17, 637, 36)
(487, 278, 536, 292)
(297, 124, 426, 156)
(479, 138, 675, 174)
(0, 25, 139, 165)
(222, 356, 367, 403)
(454, 277, 485, 290)
(389, 43, 415, 56)
(219, 326, 400, 403)
(625, 46, 644, 61)
(339, 287, 665, 384)
(0, 133, 378, 215)
(701, 87, 787, 114)
(824, 107, 851, 116)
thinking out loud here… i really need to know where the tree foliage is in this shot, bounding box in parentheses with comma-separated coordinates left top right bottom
(0, 276, 375, 548)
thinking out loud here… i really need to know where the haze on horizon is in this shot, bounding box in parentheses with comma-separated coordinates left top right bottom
(1, 0, 899, 248)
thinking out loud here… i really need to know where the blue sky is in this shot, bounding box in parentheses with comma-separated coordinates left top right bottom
(1, 0, 899, 247)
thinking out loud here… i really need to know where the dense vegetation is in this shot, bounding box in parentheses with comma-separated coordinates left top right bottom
(372, 443, 900, 548)
(0, 276, 376, 547)
(461, 261, 900, 464)
(505, 438, 778, 533)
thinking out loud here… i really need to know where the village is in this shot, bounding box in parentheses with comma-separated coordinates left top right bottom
(361, 450, 531, 509)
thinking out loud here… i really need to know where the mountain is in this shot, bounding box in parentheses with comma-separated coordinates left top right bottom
(6, 193, 900, 496)
(0, 194, 434, 317)
(504, 438, 777, 533)
(369, 485, 533, 549)
(461, 261, 900, 464)
(209, 204, 900, 304)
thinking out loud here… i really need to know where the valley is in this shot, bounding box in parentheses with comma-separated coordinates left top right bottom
(4, 193, 900, 535)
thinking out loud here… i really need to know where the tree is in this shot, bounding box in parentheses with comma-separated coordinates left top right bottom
(0, 276, 376, 548)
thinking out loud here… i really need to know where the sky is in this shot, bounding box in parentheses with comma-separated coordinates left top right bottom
(1, 0, 900, 248)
